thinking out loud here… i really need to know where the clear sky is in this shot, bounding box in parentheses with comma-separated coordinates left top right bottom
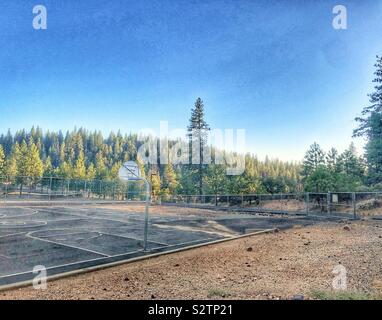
(0, 0, 381, 161)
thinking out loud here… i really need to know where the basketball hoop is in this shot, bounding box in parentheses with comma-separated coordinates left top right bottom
(118, 161, 151, 252)
(118, 161, 141, 181)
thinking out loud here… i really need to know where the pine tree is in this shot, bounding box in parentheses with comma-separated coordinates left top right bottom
(0, 145, 5, 179)
(187, 98, 210, 195)
(204, 165, 227, 195)
(57, 161, 73, 178)
(162, 163, 178, 195)
(95, 152, 107, 180)
(302, 142, 325, 179)
(26, 141, 44, 183)
(353, 55, 382, 184)
(150, 170, 161, 200)
(16, 141, 30, 194)
(337, 143, 364, 179)
(6, 143, 19, 179)
(326, 147, 338, 172)
(43, 156, 54, 177)
(86, 163, 96, 181)
(73, 151, 86, 179)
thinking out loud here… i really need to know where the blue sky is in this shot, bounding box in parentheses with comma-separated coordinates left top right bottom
(0, 0, 381, 161)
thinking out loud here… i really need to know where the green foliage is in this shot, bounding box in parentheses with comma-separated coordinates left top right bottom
(73, 151, 86, 179)
(303, 142, 366, 192)
(162, 163, 178, 195)
(0, 145, 5, 178)
(302, 142, 325, 179)
(354, 55, 382, 185)
(187, 97, 210, 195)
(203, 165, 227, 195)
(86, 163, 96, 180)
(150, 170, 161, 198)
(0, 126, 301, 195)
(26, 141, 44, 179)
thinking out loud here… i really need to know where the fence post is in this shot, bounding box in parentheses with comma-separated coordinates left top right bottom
(306, 192, 309, 215)
(49, 177, 52, 201)
(327, 192, 331, 215)
(241, 194, 244, 208)
(352, 192, 357, 219)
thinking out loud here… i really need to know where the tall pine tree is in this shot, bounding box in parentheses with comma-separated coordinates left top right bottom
(302, 142, 325, 179)
(354, 55, 382, 184)
(187, 98, 210, 195)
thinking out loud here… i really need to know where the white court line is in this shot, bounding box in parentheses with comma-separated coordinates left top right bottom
(0, 232, 27, 239)
(26, 231, 110, 258)
(27, 227, 169, 247)
(31, 207, 226, 246)
(0, 220, 47, 228)
(0, 231, 252, 282)
(0, 248, 145, 280)
(37, 207, 146, 225)
(0, 207, 38, 218)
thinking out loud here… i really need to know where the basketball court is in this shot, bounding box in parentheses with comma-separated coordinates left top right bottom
(0, 202, 319, 287)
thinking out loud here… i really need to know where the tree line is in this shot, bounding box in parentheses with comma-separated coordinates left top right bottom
(301, 55, 382, 193)
(0, 126, 300, 196)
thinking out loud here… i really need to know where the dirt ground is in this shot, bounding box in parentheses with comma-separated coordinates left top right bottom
(1, 219, 382, 300)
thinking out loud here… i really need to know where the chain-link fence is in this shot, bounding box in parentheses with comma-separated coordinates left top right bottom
(0, 175, 147, 203)
(160, 192, 382, 218)
(2, 175, 382, 218)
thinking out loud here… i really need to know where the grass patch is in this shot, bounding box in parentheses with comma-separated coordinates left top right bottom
(207, 288, 230, 298)
(311, 289, 382, 300)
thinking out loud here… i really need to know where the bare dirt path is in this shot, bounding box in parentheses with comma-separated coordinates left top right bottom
(1, 220, 382, 300)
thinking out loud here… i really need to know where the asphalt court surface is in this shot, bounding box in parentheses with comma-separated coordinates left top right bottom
(0, 204, 317, 286)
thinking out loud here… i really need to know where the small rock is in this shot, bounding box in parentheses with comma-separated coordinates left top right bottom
(343, 225, 351, 231)
(124, 277, 129, 281)
(274, 228, 280, 233)
(151, 294, 156, 299)
(174, 264, 180, 267)
(291, 294, 304, 300)
(303, 241, 310, 246)
(246, 247, 253, 252)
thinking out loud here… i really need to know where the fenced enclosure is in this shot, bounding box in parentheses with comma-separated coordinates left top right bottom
(160, 192, 382, 219)
(2, 174, 380, 287)
(1, 175, 382, 218)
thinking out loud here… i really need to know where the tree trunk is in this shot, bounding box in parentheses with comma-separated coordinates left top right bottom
(199, 139, 203, 195)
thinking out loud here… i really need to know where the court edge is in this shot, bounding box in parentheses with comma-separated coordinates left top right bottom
(0, 228, 276, 293)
